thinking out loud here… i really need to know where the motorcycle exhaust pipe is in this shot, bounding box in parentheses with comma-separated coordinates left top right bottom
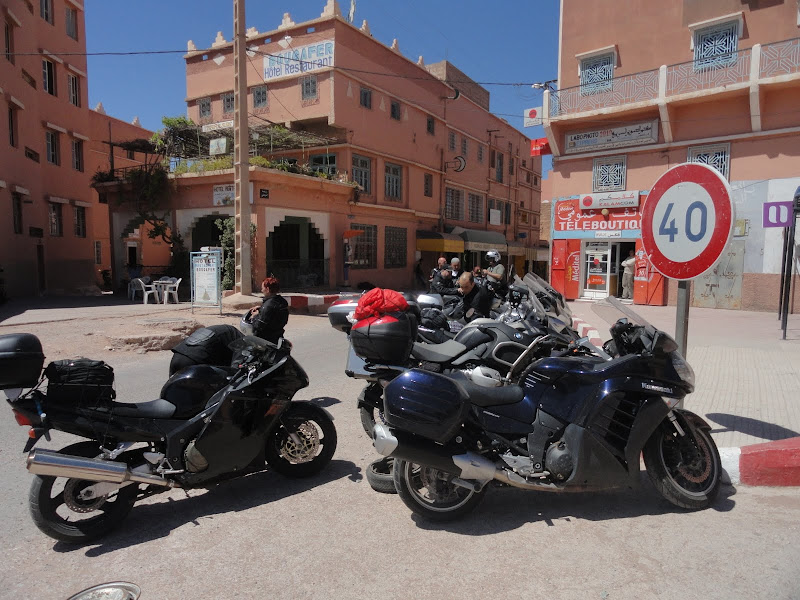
(27, 449, 176, 488)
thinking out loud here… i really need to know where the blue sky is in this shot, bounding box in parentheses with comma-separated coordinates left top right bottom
(85, 0, 559, 173)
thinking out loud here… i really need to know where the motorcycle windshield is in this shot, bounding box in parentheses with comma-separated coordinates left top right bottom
(591, 296, 654, 330)
(514, 275, 553, 322)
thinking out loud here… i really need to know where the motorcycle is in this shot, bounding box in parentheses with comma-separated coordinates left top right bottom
(1, 333, 337, 542)
(370, 296, 721, 521)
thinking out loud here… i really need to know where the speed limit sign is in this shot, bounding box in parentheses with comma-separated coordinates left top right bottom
(641, 162, 734, 280)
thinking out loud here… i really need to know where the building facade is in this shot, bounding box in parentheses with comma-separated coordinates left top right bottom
(542, 0, 800, 311)
(175, 0, 541, 290)
(1, 0, 151, 297)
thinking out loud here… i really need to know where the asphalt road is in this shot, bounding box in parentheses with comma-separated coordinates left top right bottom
(1, 315, 799, 600)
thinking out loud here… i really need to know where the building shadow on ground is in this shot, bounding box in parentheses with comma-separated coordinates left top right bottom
(706, 413, 800, 442)
(0, 295, 134, 323)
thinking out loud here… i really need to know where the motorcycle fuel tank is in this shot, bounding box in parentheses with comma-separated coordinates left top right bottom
(160, 365, 232, 418)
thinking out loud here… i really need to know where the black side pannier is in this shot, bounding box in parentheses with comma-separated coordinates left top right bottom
(44, 358, 116, 405)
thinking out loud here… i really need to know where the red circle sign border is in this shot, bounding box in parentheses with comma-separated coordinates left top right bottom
(641, 163, 733, 280)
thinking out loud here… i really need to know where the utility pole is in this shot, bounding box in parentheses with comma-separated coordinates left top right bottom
(233, 0, 251, 295)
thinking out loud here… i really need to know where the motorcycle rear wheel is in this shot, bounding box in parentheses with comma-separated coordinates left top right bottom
(643, 423, 721, 510)
(265, 403, 337, 477)
(393, 459, 485, 521)
(29, 441, 139, 543)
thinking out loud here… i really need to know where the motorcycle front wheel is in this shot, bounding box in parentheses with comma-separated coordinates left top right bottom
(29, 441, 139, 543)
(392, 459, 485, 521)
(643, 421, 721, 509)
(265, 403, 337, 477)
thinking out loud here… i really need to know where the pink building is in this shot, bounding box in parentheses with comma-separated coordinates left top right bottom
(169, 0, 541, 290)
(0, 0, 151, 298)
(542, 0, 800, 311)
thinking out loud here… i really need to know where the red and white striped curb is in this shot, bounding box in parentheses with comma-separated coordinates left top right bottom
(285, 293, 342, 310)
(719, 437, 800, 486)
(571, 317, 604, 347)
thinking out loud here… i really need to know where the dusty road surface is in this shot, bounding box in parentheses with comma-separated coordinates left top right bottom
(0, 306, 799, 600)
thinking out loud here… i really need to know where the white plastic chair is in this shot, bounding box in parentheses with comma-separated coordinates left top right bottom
(163, 277, 182, 304)
(135, 278, 160, 304)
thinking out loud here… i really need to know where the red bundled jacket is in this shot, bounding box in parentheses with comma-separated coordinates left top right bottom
(353, 288, 408, 321)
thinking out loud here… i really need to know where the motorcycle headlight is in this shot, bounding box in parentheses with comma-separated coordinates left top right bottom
(671, 353, 695, 389)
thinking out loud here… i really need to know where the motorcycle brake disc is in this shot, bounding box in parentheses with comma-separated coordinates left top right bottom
(64, 479, 108, 513)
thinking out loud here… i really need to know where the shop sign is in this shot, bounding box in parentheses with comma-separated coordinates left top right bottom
(264, 40, 335, 80)
(595, 231, 621, 238)
(554, 197, 642, 233)
(201, 120, 234, 133)
(213, 183, 253, 206)
(564, 119, 658, 154)
(580, 191, 640, 210)
(523, 107, 543, 127)
(587, 275, 605, 286)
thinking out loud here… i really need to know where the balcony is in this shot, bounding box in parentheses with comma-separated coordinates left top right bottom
(549, 37, 800, 119)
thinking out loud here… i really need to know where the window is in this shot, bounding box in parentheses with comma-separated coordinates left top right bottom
(592, 155, 626, 192)
(522, 159, 527, 168)
(65, 6, 78, 40)
(460, 137, 468, 157)
(580, 53, 614, 95)
(198, 97, 211, 119)
(534, 175, 539, 186)
(426, 115, 435, 135)
(694, 22, 738, 69)
(490, 149, 496, 168)
(45, 130, 59, 165)
(504, 202, 511, 225)
(445, 188, 464, 221)
(526, 172, 531, 184)
(301, 75, 317, 100)
(126, 149, 135, 160)
(359, 87, 372, 109)
(351, 224, 377, 269)
(25, 147, 40, 162)
(309, 153, 336, 176)
(8, 106, 17, 147)
(4, 19, 13, 63)
(12, 193, 23, 234)
(222, 92, 234, 114)
(42, 59, 56, 95)
(352, 154, 371, 195)
(423, 173, 433, 197)
(40, 0, 53, 24)
(477, 145, 484, 163)
(390, 100, 401, 121)
(448, 131, 456, 151)
(468, 193, 484, 224)
(74, 206, 86, 238)
(384, 226, 407, 269)
(495, 152, 504, 183)
(688, 143, 730, 180)
(509, 157, 514, 176)
(253, 85, 268, 108)
(94, 241, 102, 265)
(48, 203, 62, 236)
(67, 73, 80, 106)
(384, 163, 402, 201)
(71, 139, 83, 171)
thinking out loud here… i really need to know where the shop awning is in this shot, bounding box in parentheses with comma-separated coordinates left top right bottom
(450, 227, 508, 253)
(415, 230, 465, 253)
(507, 241, 526, 256)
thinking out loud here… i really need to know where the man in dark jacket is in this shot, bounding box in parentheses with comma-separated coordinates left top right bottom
(169, 324, 243, 376)
(457, 272, 493, 322)
(429, 268, 459, 296)
(249, 276, 289, 343)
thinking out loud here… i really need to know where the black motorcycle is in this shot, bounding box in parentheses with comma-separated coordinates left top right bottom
(370, 297, 721, 520)
(1, 334, 337, 542)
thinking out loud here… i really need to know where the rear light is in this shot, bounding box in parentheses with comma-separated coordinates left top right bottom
(13, 410, 32, 427)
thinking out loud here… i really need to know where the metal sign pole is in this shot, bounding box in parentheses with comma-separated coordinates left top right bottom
(780, 213, 797, 340)
(778, 227, 788, 319)
(676, 280, 690, 358)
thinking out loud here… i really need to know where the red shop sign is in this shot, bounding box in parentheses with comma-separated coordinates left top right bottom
(554, 197, 642, 233)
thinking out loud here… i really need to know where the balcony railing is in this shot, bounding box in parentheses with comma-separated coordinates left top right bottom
(665, 48, 751, 96)
(760, 37, 800, 78)
(550, 37, 800, 118)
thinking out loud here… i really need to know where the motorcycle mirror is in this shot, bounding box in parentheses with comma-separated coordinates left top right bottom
(67, 582, 141, 600)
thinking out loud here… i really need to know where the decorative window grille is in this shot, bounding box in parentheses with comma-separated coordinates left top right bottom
(352, 154, 371, 194)
(198, 97, 211, 118)
(468, 193, 483, 224)
(253, 85, 268, 108)
(461, 137, 468, 157)
(71, 139, 83, 172)
(384, 163, 402, 201)
(222, 92, 234, 114)
(495, 153, 504, 183)
(424, 173, 433, 197)
(65, 7, 78, 40)
(592, 155, 626, 192)
(48, 203, 62, 236)
(12, 193, 23, 234)
(477, 145, 484, 163)
(580, 53, 614, 95)
(384, 226, 407, 268)
(694, 23, 738, 69)
(67, 74, 80, 106)
(45, 130, 59, 165)
(42, 59, 56, 95)
(445, 188, 465, 221)
(351, 223, 377, 269)
(74, 206, 86, 238)
(688, 143, 730, 180)
(360, 87, 372, 109)
(309, 153, 336, 176)
(301, 75, 317, 100)
(390, 101, 401, 120)
(94, 241, 102, 265)
(448, 131, 456, 151)
(426, 115, 435, 135)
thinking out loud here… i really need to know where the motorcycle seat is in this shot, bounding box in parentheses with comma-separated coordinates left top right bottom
(89, 399, 177, 419)
(411, 339, 468, 363)
(450, 372, 524, 407)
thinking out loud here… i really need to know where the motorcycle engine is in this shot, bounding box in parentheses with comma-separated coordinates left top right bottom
(184, 439, 209, 473)
(545, 440, 574, 481)
(463, 365, 502, 387)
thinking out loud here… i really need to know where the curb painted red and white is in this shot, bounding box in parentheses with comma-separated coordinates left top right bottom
(285, 293, 342, 313)
(571, 316, 604, 348)
(719, 437, 800, 487)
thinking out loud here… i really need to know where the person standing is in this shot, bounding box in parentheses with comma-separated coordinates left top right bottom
(249, 276, 289, 343)
(450, 257, 462, 280)
(414, 258, 427, 289)
(482, 250, 505, 284)
(621, 250, 636, 300)
(429, 256, 447, 282)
